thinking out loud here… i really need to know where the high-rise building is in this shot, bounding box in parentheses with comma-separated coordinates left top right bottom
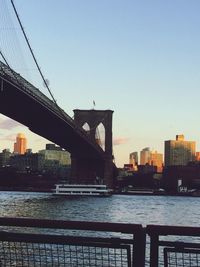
(149, 150, 163, 172)
(140, 147, 151, 165)
(129, 152, 138, 170)
(14, 133, 27, 155)
(165, 135, 196, 166)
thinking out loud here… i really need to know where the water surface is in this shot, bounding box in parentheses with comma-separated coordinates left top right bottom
(0, 192, 199, 226)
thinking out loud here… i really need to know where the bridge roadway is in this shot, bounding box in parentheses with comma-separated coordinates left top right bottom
(0, 61, 105, 161)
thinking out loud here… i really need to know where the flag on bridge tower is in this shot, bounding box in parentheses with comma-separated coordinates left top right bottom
(93, 100, 96, 109)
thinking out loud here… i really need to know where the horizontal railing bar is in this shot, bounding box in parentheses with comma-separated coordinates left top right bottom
(0, 217, 142, 234)
(164, 247, 200, 253)
(0, 232, 133, 249)
(158, 240, 200, 248)
(146, 224, 200, 236)
(0, 231, 134, 245)
(4, 218, 200, 236)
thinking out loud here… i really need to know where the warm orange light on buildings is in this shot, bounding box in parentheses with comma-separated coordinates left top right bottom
(165, 135, 196, 166)
(150, 151, 163, 173)
(196, 152, 200, 161)
(14, 133, 27, 155)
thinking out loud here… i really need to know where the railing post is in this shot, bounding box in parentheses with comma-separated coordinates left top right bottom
(149, 233, 159, 267)
(132, 227, 146, 267)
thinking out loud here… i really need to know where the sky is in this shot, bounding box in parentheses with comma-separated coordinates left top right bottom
(1, 0, 200, 167)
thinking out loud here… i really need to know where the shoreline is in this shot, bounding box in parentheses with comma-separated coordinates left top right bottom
(0, 187, 199, 197)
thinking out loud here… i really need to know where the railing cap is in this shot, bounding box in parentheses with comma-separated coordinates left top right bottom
(0, 217, 143, 234)
(146, 224, 200, 236)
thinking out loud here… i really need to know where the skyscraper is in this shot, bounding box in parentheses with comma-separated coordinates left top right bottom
(165, 135, 196, 166)
(129, 152, 138, 164)
(14, 133, 27, 155)
(140, 147, 151, 165)
(129, 152, 138, 170)
(149, 150, 163, 172)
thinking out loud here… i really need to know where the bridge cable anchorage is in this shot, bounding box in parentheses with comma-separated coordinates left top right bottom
(9, 0, 68, 122)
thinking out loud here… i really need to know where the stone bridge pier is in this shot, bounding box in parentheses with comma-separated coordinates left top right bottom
(71, 109, 114, 188)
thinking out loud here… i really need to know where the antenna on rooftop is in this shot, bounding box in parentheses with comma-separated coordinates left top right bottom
(93, 100, 96, 109)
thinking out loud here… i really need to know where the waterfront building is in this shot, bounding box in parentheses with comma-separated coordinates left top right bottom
(9, 151, 45, 172)
(149, 150, 163, 173)
(39, 144, 71, 179)
(137, 164, 157, 174)
(163, 163, 200, 191)
(14, 133, 27, 155)
(140, 147, 151, 165)
(39, 144, 71, 166)
(129, 152, 138, 171)
(0, 149, 11, 167)
(164, 135, 196, 166)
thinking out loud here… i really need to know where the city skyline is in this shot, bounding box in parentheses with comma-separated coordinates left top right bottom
(1, 127, 200, 168)
(1, 0, 200, 167)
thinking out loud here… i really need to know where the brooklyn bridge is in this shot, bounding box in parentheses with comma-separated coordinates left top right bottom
(0, 60, 116, 187)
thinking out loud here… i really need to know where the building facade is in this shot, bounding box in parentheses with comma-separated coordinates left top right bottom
(149, 150, 163, 173)
(196, 152, 200, 161)
(14, 133, 27, 155)
(39, 144, 71, 166)
(0, 149, 11, 167)
(129, 152, 138, 171)
(9, 151, 44, 172)
(165, 135, 196, 166)
(140, 147, 151, 165)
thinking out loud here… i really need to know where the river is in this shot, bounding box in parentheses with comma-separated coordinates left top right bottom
(0, 191, 199, 226)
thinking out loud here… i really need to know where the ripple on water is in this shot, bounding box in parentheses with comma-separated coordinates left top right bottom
(0, 192, 199, 226)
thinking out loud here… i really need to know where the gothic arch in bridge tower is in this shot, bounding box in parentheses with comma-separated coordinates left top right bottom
(95, 122, 105, 151)
(71, 109, 114, 187)
(73, 109, 113, 156)
(82, 122, 90, 135)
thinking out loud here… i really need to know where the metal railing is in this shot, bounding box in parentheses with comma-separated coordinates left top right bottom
(0, 217, 145, 267)
(147, 224, 200, 267)
(1, 217, 200, 266)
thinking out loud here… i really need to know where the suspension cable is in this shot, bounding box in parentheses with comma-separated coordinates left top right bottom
(0, 49, 22, 84)
(0, 50, 11, 68)
(10, 0, 57, 106)
(7, 1, 104, 153)
(9, 0, 81, 129)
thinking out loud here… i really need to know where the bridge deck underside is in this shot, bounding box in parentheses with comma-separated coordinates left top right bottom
(0, 77, 104, 161)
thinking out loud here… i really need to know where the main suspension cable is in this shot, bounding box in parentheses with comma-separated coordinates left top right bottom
(8, 1, 103, 151)
(10, 0, 57, 106)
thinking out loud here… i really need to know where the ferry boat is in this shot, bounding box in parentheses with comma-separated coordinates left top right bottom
(52, 184, 112, 197)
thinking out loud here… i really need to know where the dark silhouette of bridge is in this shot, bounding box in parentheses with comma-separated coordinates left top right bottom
(0, 61, 115, 187)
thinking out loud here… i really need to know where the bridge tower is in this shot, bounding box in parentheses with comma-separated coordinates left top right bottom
(71, 109, 114, 188)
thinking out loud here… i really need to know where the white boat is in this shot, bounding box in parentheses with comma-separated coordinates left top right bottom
(52, 184, 112, 197)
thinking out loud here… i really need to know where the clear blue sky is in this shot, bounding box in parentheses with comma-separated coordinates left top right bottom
(0, 0, 200, 167)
